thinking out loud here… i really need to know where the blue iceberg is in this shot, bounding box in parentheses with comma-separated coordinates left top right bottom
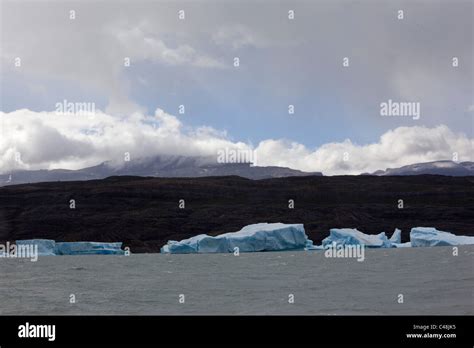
(11, 240, 125, 256)
(410, 227, 474, 247)
(392, 242, 412, 248)
(389, 228, 402, 244)
(55, 242, 125, 255)
(304, 239, 324, 251)
(161, 235, 209, 254)
(161, 223, 311, 254)
(16, 239, 57, 256)
(321, 228, 397, 248)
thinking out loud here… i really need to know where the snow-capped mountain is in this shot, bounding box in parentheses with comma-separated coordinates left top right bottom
(368, 160, 474, 176)
(0, 155, 321, 186)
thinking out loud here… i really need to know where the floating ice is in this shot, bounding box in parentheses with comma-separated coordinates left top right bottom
(321, 228, 395, 248)
(161, 236, 208, 254)
(389, 229, 402, 244)
(9, 240, 125, 256)
(16, 239, 57, 256)
(410, 227, 474, 247)
(304, 239, 324, 251)
(55, 242, 125, 255)
(161, 223, 311, 254)
(392, 242, 412, 248)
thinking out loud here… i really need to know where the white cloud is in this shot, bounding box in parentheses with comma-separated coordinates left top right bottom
(255, 125, 473, 175)
(212, 24, 263, 49)
(0, 108, 249, 172)
(1, 109, 472, 175)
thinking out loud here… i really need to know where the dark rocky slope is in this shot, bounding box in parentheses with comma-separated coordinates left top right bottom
(0, 175, 473, 252)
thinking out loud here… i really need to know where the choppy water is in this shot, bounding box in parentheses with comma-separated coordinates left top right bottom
(0, 246, 473, 315)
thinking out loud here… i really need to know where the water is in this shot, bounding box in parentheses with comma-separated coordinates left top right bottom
(1, 246, 473, 315)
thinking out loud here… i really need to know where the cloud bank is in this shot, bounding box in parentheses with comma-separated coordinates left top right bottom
(1, 109, 472, 175)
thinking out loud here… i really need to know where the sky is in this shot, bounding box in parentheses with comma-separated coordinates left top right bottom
(0, 0, 473, 175)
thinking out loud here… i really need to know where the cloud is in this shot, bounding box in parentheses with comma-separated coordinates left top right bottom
(212, 24, 264, 49)
(1, 109, 472, 175)
(255, 125, 473, 175)
(1, 1, 472, 137)
(0, 4, 226, 115)
(0, 2, 472, 175)
(0, 108, 249, 172)
(115, 23, 226, 68)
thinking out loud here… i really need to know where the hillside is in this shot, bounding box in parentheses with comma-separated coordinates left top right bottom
(0, 175, 473, 252)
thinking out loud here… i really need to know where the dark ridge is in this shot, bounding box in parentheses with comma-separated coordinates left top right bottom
(0, 175, 473, 253)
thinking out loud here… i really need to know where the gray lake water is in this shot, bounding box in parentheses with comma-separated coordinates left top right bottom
(0, 246, 473, 315)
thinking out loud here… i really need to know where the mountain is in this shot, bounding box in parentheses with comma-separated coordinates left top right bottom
(1, 175, 472, 252)
(365, 161, 474, 176)
(0, 155, 321, 186)
(2, 158, 472, 186)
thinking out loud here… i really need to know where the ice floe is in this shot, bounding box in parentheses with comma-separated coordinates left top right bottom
(55, 242, 125, 255)
(161, 223, 310, 254)
(16, 239, 57, 256)
(321, 228, 395, 248)
(410, 227, 474, 247)
(6, 240, 125, 256)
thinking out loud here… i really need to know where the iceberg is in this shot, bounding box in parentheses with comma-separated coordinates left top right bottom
(392, 242, 412, 248)
(410, 227, 474, 247)
(55, 242, 125, 255)
(16, 239, 56, 256)
(161, 223, 311, 254)
(321, 228, 395, 248)
(10, 240, 126, 256)
(304, 239, 324, 251)
(389, 228, 402, 244)
(161, 237, 207, 254)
